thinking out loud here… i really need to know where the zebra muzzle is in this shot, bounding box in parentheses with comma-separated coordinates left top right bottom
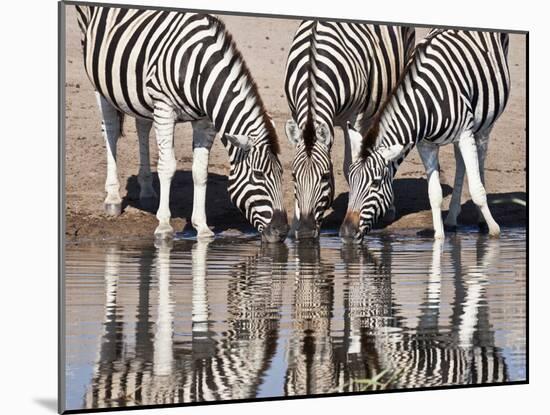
(293, 213, 319, 240)
(340, 211, 363, 244)
(262, 209, 289, 243)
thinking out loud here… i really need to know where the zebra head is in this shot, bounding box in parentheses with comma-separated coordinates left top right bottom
(340, 126, 402, 244)
(285, 119, 334, 240)
(223, 133, 289, 243)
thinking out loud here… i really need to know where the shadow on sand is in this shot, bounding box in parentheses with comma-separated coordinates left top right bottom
(122, 174, 526, 235)
(323, 177, 526, 230)
(122, 171, 254, 234)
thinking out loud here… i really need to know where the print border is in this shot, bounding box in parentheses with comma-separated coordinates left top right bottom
(58, 1, 529, 413)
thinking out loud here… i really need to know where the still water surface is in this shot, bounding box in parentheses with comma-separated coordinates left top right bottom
(64, 228, 526, 410)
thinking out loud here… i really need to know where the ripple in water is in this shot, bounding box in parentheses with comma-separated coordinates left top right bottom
(63, 228, 526, 410)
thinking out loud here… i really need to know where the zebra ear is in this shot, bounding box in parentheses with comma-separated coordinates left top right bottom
(379, 144, 403, 163)
(316, 122, 332, 147)
(285, 119, 301, 147)
(225, 133, 251, 151)
(347, 122, 363, 163)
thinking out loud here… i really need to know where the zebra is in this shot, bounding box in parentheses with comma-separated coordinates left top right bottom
(284, 20, 415, 239)
(282, 235, 508, 394)
(284, 243, 338, 395)
(340, 29, 510, 243)
(377, 236, 508, 388)
(75, 5, 288, 242)
(83, 239, 288, 408)
(80, 235, 508, 408)
(335, 235, 508, 390)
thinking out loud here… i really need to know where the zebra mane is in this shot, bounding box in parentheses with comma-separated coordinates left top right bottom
(360, 31, 435, 160)
(302, 115, 316, 156)
(209, 15, 280, 155)
(303, 20, 320, 156)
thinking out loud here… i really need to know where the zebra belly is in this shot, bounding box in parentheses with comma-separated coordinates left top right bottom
(422, 95, 503, 146)
(93, 81, 197, 123)
(106, 95, 153, 120)
(88, 67, 155, 120)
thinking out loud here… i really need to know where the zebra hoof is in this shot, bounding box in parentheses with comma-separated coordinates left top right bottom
(197, 228, 215, 239)
(154, 223, 174, 241)
(104, 203, 122, 216)
(139, 196, 157, 211)
(488, 224, 501, 238)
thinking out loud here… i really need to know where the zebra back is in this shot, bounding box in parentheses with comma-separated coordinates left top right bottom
(75, 6, 280, 155)
(360, 28, 511, 154)
(284, 21, 415, 140)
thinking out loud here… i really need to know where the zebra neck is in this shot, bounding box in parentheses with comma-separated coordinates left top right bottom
(183, 18, 277, 154)
(198, 66, 273, 149)
(375, 81, 425, 172)
(303, 97, 335, 130)
(389, 149, 410, 179)
(389, 162, 399, 179)
(207, 88, 268, 138)
(378, 106, 421, 150)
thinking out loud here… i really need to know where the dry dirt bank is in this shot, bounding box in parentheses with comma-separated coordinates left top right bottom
(63, 6, 526, 241)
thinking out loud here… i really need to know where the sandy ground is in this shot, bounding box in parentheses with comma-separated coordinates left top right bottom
(63, 6, 526, 241)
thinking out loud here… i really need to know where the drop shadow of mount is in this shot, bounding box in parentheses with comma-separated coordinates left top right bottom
(322, 177, 526, 229)
(122, 171, 254, 234)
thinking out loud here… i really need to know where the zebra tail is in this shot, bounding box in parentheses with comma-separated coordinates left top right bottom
(117, 110, 125, 137)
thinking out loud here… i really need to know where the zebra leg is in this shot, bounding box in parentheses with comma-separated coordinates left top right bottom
(417, 140, 445, 239)
(444, 142, 466, 230)
(135, 117, 158, 210)
(191, 120, 216, 238)
(342, 123, 352, 183)
(342, 116, 359, 183)
(192, 241, 211, 336)
(153, 101, 177, 240)
(153, 239, 174, 376)
(96, 92, 122, 216)
(475, 128, 491, 230)
(458, 130, 500, 237)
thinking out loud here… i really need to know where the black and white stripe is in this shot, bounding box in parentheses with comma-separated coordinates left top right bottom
(334, 236, 508, 391)
(341, 29, 510, 242)
(82, 237, 507, 407)
(84, 241, 288, 407)
(283, 21, 415, 239)
(76, 5, 288, 241)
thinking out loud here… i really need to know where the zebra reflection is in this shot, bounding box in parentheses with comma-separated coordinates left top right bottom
(337, 237, 394, 391)
(84, 241, 288, 408)
(85, 246, 125, 408)
(84, 243, 173, 408)
(83, 235, 509, 407)
(375, 236, 507, 388)
(192, 242, 288, 401)
(285, 242, 338, 395)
